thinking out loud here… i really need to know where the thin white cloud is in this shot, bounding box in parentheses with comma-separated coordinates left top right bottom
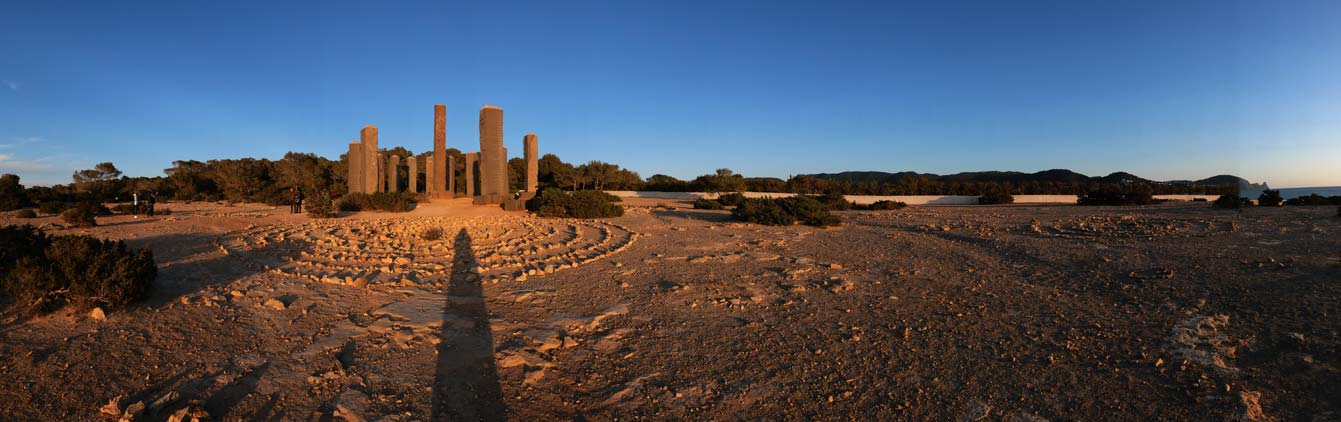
(0, 154, 55, 172)
(2, 80, 17, 91)
(0, 136, 46, 148)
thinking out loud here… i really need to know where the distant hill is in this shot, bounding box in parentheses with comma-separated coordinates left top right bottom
(800, 169, 1266, 189)
(1187, 175, 1270, 192)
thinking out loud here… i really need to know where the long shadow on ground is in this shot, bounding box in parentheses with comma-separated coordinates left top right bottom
(431, 228, 506, 421)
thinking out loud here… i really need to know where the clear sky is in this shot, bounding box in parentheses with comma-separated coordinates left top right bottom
(2, 0, 1339, 187)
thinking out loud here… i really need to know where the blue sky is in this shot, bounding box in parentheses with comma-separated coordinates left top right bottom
(2, 0, 1338, 187)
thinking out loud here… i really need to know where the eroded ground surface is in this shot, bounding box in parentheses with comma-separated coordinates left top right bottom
(1, 199, 1338, 421)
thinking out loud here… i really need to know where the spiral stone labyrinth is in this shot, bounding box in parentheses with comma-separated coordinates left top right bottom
(218, 215, 639, 287)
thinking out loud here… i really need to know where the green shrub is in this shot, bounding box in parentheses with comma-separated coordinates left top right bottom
(1212, 194, 1247, 209)
(731, 198, 795, 226)
(813, 193, 853, 211)
(368, 192, 415, 212)
(305, 193, 337, 218)
(526, 189, 625, 218)
(3, 231, 155, 313)
(867, 200, 907, 210)
(75, 201, 112, 216)
(978, 193, 1015, 205)
(1257, 190, 1283, 207)
(731, 196, 840, 227)
(781, 195, 841, 226)
(15, 209, 37, 219)
(716, 192, 746, 206)
(0, 225, 48, 277)
(1284, 194, 1341, 206)
(61, 207, 97, 227)
(603, 192, 623, 203)
(336, 193, 369, 212)
(38, 201, 66, 215)
(693, 198, 725, 210)
(111, 203, 135, 214)
(1078, 188, 1154, 206)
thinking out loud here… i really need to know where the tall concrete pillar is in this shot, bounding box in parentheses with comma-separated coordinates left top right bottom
(478, 105, 506, 197)
(425, 156, 435, 194)
(387, 154, 400, 192)
(523, 133, 538, 192)
(406, 156, 418, 194)
(375, 152, 385, 193)
(433, 104, 448, 195)
(448, 154, 456, 197)
(347, 142, 363, 194)
(361, 125, 379, 193)
(464, 152, 478, 197)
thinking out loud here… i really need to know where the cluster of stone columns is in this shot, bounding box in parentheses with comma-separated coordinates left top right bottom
(343, 104, 542, 207)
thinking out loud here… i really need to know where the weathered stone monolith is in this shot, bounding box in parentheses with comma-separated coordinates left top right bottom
(464, 152, 479, 197)
(478, 105, 506, 198)
(375, 152, 385, 192)
(448, 155, 456, 197)
(425, 156, 435, 194)
(387, 154, 400, 192)
(524, 133, 538, 192)
(361, 126, 379, 193)
(347, 142, 363, 194)
(406, 155, 418, 194)
(433, 104, 448, 195)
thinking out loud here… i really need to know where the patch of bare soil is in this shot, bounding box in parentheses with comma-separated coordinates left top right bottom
(1, 201, 1337, 421)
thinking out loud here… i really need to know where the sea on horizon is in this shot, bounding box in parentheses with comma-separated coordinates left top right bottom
(1276, 186, 1341, 199)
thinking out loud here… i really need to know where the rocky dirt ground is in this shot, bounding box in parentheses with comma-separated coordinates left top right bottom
(0, 198, 1338, 421)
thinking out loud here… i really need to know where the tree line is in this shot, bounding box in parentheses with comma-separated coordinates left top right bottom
(1, 151, 1243, 211)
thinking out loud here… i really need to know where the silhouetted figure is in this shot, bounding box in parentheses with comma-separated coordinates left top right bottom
(131, 191, 141, 217)
(432, 229, 505, 420)
(147, 191, 157, 216)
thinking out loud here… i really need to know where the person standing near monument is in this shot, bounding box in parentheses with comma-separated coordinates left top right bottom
(292, 188, 304, 214)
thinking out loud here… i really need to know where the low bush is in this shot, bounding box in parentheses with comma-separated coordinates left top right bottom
(421, 227, 444, 241)
(1, 226, 155, 313)
(77, 201, 112, 216)
(0, 226, 48, 276)
(782, 195, 842, 226)
(336, 193, 369, 212)
(61, 207, 97, 227)
(732, 196, 840, 227)
(1257, 190, 1283, 207)
(1284, 194, 1341, 206)
(693, 198, 725, 210)
(369, 192, 416, 212)
(112, 203, 135, 214)
(867, 200, 907, 210)
(813, 193, 853, 211)
(526, 189, 625, 218)
(15, 209, 37, 219)
(38, 201, 66, 215)
(603, 192, 623, 203)
(305, 193, 337, 218)
(1212, 194, 1247, 209)
(731, 198, 794, 226)
(716, 192, 747, 206)
(978, 193, 1015, 205)
(336, 192, 415, 213)
(1078, 188, 1154, 206)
